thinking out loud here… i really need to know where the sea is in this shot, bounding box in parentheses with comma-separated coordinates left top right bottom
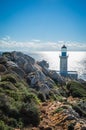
(28, 51, 86, 81)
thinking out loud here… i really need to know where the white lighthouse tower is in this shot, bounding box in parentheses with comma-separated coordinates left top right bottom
(59, 45, 68, 76)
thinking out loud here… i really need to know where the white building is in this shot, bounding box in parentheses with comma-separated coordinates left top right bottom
(59, 45, 78, 79)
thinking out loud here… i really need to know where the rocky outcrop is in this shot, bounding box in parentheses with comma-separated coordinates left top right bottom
(2, 51, 36, 74)
(26, 70, 55, 100)
(37, 60, 65, 85)
(1, 52, 58, 100)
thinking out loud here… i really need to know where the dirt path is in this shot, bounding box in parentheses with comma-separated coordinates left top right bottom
(38, 101, 65, 130)
(21, 98, 86, 130)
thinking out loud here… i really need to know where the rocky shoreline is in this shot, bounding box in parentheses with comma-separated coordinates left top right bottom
(0, 51, 86, 130)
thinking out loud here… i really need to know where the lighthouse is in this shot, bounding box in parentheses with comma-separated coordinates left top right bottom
(58, 45, 78, 79)
(59, 45, 68, 76)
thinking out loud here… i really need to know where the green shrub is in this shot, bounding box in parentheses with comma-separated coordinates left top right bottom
(66, 81, 86, 97)
(20, 102, 40, 126)
(7, 118, 17, 128)
(24, 93, 40, 104)
(0, 120, 13, 130)
(38, 92, 46, 102)
(0, 66, 40, 129)
(0, 121, 6, 130)
(0, 81, 17, 91)
(5, 90, 20, 101)
(1, 74, 19, 83)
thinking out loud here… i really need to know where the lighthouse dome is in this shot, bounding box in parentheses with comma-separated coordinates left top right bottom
(61, 45, 67, 49)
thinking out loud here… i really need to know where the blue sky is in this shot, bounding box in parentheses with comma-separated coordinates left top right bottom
(0, 0, 86, 51)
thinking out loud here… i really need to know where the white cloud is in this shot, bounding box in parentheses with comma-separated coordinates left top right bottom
(31, 39, 41, 43)
(0, 36, 86, 52)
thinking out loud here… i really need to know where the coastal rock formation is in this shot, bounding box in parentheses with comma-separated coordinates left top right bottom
(0, 51, 86, 130)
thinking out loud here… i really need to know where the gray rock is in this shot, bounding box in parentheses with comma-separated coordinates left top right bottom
(64, 106, 80, 119)
(6, 61, 18, 67)
(37, 60, 49, 68)
(37, 60, 65, 85)
(39, 83, 50, 100)
(27, 70, 46, 86)
(11, 51, 25, 60)
(45, 77, 55, 88)
(10, 51, 36, 73)
(24, 54, 35, 64)
(65, 115, 75, 120)
(48, 70, 66, 85)
(81, 126, 86, 130)
(0, 56, 7, 64)
(15, 57, 26, 68)
(9, 66, 25, 78)
(0, 64, 7, 73)
(2, 52, 13, 61)
(23, 62, 36, 73)
(12, 51, 35, 64)
(78, 100, 86, 111)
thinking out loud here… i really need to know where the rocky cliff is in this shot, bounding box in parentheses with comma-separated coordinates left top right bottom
(0, 51, 86, 130)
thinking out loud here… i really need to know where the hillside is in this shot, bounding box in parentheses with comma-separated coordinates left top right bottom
(0, 51, 86, 130)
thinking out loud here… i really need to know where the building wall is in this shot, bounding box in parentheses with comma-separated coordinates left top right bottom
(59, 72, 78, 80)
(67, 73, 78, 80)
(60, 56, 68, 73)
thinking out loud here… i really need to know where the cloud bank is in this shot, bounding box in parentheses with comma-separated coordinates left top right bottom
(0, 36, 86, 52)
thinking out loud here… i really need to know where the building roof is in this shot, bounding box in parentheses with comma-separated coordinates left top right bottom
(61, 45, 67, 49)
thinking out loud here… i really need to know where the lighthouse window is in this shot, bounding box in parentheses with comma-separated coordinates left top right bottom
(62, 52, 66, 56)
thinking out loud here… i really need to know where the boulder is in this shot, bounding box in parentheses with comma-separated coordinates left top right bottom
(6, 61, 18, 67)
(0, 64, 7, 73)
(24, 54, 35, 64)
(48, 70, 66, 85)
(78, 100, 86, 111)
(23, 62, 36, 73)
(39, 83, 50, 100)
(10, 52, 36, 74)
(44, 77, 55, 88)
(15, 57, 25, 68)
(37, 60, 49, 68)
(2, 52, 12, 60)
(12, 51, 35, 64)
(27, 70, 46, 86)
(81, 126, 86, 130)
(8, 66, 25, 78)
(0, 56, 7, 64)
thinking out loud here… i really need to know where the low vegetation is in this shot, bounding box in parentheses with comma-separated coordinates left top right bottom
(0, 73, 40, 129)
(66, 81, 86, 97)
